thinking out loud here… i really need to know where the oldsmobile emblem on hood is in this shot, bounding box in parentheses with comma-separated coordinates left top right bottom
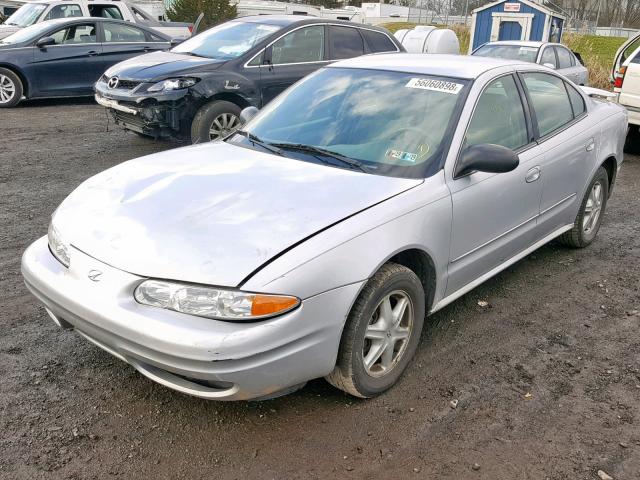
(107, 77, 119, 89)
(87, 270, 103, 282)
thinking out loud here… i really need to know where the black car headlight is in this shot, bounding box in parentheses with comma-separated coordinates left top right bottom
(147, 78, 199, 92)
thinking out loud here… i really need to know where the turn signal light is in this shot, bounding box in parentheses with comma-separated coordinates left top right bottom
(251, 295, 300, 317)
(614, 66, 627, 89)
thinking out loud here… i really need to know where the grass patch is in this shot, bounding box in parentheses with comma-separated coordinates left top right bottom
(380, 23, 623, 89)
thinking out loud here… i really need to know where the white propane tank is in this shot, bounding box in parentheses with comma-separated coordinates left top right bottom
(400, 27, 460, 54)
(393, 29, 410, 44)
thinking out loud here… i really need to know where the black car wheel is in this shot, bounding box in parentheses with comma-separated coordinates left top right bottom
(325, 263, 425, 398)
(0, 68, 23, 108)
(191, 100, 242, 144)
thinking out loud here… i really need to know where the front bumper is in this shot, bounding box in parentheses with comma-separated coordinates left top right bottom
(22, 236, 362, 400)
(95, 80, 192, 138)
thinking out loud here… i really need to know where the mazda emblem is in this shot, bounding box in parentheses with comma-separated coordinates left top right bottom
(87, 270, 103, 282)
(107, 76, 119, 89)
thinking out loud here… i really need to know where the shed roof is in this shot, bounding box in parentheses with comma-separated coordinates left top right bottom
(472, 0, 565, 20)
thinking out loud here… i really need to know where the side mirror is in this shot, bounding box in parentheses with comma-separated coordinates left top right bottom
(36, 36, 55, 49)
(542, 62, 556, 69)
(240, 106, 259, 125)
(455, 144, 519, 178)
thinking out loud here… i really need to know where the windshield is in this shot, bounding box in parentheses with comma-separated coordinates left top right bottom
(232, 68, 469, 178)
(0, 21, 53, 44)
(474, 44, 539, 63)
(171, 21, 281, 60)
(4, 3, 46, 27)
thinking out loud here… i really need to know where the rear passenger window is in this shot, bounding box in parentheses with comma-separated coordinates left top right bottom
(464, 75, 529, 151)
(361, 29, 397, 53)
(329, 26, 364, 60)
(522, 72, 574, 137)
(103, 23, 146, 43)
(566, 83, 586, 117)
(540, 47, 557, 68)
(556, 47, 573, 69)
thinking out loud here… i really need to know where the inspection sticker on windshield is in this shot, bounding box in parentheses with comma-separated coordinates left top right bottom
(386, 149, 418, 163)
(405, 78, 463, 94)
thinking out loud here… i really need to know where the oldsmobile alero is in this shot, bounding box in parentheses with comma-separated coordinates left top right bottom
(22, 54, 627, 400)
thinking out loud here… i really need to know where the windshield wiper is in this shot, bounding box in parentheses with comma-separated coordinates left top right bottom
(233, 130, 284, 156)
(270, 143, 368, 172)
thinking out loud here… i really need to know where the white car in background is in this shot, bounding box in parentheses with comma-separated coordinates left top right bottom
(472, 41, 589, 85)
(611, 32, 640, 151)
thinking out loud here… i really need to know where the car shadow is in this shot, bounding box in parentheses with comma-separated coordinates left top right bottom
(17, 96, 98, 108)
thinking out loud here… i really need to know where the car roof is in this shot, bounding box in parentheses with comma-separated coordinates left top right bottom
(236, 15, 382, 29)
(329, 53, 531, 79)
(480, 41, 547, 48)
(32, 17, 171, 38)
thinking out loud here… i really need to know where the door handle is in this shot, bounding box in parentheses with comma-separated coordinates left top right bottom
(88, 50, 100, 56)
(525, 166, 541, 183)
(586, 138, 595, 152)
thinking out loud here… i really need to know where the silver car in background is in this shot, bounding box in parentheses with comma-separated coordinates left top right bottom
(22, 54, 626, 401)
(472, 41, 589, 85)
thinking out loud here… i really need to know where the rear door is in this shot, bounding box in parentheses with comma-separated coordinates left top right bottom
(259, 24, 328, 106)
(31, 21, 102, 96)
(520, 71, 596, 234)
(555, 45, 583, 84)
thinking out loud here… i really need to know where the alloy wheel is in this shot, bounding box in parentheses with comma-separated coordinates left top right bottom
(362, 290, 414, 378)
(0, 74, 16, 104)
(583, 181, 603, 234)
(209, 113, 240, 141)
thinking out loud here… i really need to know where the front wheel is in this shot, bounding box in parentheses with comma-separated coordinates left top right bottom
(559, 166, 609, 248)
(190, 100, 242, 144)
(325, 263, 425, 398)
(0, 68, 23, 108)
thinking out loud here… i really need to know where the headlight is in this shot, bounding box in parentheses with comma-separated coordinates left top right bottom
(147, 77, 198, 92)
(48, 222, 70, 268)
(134, 280, 300, 321)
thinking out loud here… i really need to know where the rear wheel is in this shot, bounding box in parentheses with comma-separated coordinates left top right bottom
(190, 100, 242, 144)
(325, 263, 425, 398)
(0, 68, 23, 108)
(559, 166, 609, 248)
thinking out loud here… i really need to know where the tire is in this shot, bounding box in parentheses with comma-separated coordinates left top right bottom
(190, 100, 242, 144)
(325, 263, 425, 398)
(0, 68, 23, 108)
(559, 166, 609, 248)
(624, 125, 640, 154)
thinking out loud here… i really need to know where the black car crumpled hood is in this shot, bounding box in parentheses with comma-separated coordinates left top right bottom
(104, 51, 226, 81)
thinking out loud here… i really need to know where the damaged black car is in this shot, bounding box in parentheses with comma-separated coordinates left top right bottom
(94, 15, 403, 143)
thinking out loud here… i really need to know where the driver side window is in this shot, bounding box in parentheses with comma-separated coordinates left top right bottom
(464, 75, 529, 151)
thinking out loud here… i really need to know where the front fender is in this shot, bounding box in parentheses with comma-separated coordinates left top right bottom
(241, 173, 453, 303)
(191, 72, 260, 108)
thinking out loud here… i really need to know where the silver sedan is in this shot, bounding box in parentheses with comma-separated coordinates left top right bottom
(472, 41, 590, 85)
(22, 54, 626, 400)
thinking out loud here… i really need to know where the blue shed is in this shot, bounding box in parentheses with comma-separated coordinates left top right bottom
(469, 0, 565, 53)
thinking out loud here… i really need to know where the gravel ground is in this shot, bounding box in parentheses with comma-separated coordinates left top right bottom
(1, 99, 639, 480)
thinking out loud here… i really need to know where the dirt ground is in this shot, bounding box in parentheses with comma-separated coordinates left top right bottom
(1, 98, 639, 480)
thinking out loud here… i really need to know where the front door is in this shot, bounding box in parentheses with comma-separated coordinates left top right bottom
(498, 21, 522, 41)
(446, 74, 543, 295)
(31, 22, 102, 96)
(259, 25, 328, 106)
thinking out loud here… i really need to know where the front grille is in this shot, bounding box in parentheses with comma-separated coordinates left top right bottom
(116, 79, 141, 90)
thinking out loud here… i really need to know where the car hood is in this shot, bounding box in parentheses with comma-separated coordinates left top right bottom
(54, 142, 422, 288)
(0, 24, 19, 40)
(104, 51, 226, 81)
